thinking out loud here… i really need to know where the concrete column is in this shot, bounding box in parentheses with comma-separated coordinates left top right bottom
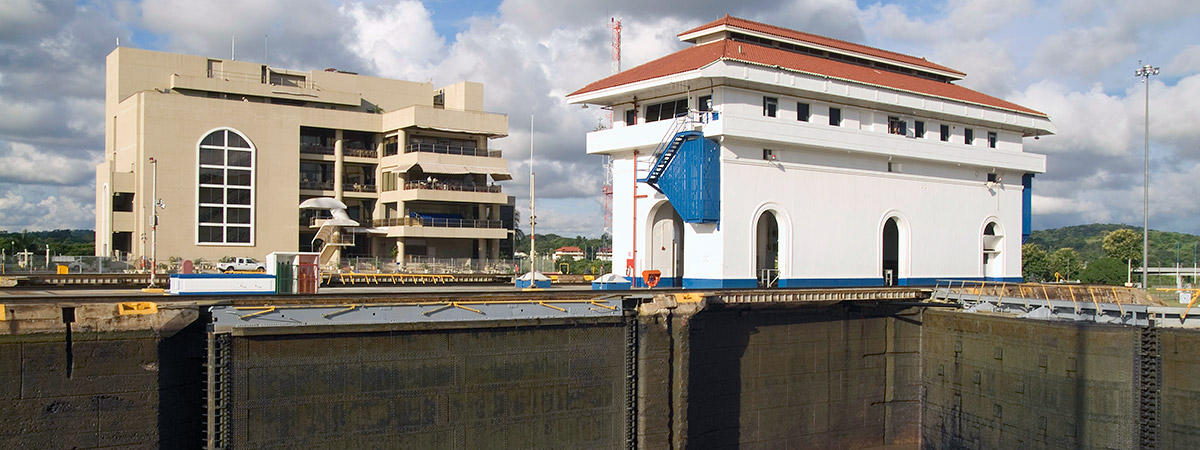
(477, 239, 487, 262)
(637, 295, 701, 449)
(334, 130, 344, 200)
(490, 240, 499, 260)
(372, 134, 384, 223)
(395, 240, 405, 265)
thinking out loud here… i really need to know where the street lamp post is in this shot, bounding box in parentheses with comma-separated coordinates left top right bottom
(1136, 61, 1159, 290)
(148, 157, 161, 288)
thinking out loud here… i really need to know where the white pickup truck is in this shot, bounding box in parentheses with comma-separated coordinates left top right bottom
(215, 257, 265, 273)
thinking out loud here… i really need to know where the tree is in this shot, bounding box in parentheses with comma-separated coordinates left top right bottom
(1047, 247, 1082, 280)
(1079, 257, 1126, 285)
(1022, 243, 1050, 282)
(1102, 228, 1142, 266)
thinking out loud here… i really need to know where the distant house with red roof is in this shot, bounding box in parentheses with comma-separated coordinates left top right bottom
(567, 16, 1052, 288)
(553, 246, 585, 261)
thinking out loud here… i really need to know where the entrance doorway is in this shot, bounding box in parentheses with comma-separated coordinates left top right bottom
(883, 218, 899, 286)
(756, 211, 779, 287)
(648, 203, 683, 286)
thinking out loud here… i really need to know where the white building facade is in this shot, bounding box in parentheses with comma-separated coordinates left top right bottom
(567, 17, 1053, 288)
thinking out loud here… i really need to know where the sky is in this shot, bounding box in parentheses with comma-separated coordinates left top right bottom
(1, 0, 1200, 238)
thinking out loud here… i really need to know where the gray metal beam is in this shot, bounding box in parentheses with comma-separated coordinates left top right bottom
(210, 298, 624, 332)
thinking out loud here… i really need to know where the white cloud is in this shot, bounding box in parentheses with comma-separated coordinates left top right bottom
(1028, 24, 1138, 79)
(1167, 45, 1200, 75)
(0, 142, 101, 186)
(340, 1, 445, 80)
(0, 189, 95, 231)
(1010, 81, 1135, 157)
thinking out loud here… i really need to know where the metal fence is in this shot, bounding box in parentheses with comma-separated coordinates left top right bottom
(341, 256, 517, 274)
(0, 255, 137, 274)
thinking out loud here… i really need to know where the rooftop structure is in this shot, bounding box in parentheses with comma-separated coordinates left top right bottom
(567, 16, 1054, 288)
(96, 48, 513, 269)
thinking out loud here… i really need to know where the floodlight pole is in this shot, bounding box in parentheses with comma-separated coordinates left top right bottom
(1136, 61, 1159, 290)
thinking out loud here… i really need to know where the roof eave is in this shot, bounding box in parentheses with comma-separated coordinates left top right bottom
(566, 69, 708, 105)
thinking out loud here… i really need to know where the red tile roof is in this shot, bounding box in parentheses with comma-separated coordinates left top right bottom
(555, 246, 583, 253)
(679, 15, 965, 77)
(568, 39, 1045, 117)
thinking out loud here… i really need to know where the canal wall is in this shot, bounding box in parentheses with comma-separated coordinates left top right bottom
(635, 300, 923, 448)
(0, 303, 205, 448)
(1, 294, 1199, 449)
(213, 319, 630, 448)
(921, 308, 1200, 449)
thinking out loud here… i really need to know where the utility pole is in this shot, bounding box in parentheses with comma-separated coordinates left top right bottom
(529, 114, 536, 273)
(148, 157, 161, 288)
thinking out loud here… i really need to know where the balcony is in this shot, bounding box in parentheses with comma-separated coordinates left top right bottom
(406, 143, 501, 158)
(373, 216, 505, 229)
(404, 181, 501, 193)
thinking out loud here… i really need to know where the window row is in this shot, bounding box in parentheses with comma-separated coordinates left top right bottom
(764, 96, 1000, 148)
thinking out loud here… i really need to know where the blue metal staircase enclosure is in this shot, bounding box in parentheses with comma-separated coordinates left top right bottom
(639, 129, 720, 224)
(639, 130, 703, 186)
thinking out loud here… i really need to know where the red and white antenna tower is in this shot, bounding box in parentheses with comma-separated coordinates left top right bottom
(602, 18, 622, 237)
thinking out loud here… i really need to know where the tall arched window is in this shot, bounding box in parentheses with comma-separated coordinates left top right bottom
(196, 128, 254, 245)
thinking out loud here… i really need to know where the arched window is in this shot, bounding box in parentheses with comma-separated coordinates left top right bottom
(196, 128, 254, 245)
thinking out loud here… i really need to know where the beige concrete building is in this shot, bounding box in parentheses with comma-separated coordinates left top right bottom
(95, 47, 512, 267)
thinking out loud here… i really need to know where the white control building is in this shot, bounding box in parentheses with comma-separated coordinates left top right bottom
(567, 16, 1054, 288)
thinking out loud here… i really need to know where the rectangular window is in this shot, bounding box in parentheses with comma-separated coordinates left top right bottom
(227, 150, 252, 167)
(887, 116, 907, 136)
(829, 107, 842, 126)
(988, 131, 998, 148)
(888, 162, 902, 173)
(199, 206, 223, 224)
(964, 128, 974, 145)
(763, 149, 775, 161)
(199, 187, 224, 204)
(226, 169, 251, 186)
(200, 148, 223, 166)
(199, 168, 224, 185)
(645, 99, 688, 123)
(698, 95, 712, 112)
(763, 97, 778, 117)
(226, 207, 251, 224)
(915, 121, 925, 138)
(198, 226, 223, 243)
(226, 227, 251, 243)
(226, 188, 251, 205)
(625, 109, 636, 125)
(112, 192, 135, 212)
(940, 124, 951, 142)
(797, 102, 810, 122)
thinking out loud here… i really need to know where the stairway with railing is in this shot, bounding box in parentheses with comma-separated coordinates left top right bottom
(638, 115, 704, 189)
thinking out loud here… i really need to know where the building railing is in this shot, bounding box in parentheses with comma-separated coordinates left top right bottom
(300, 144, 378, 158)
(300, 180, 334, 191)
(403, 181, 502, 193)
(343, 182, 377, 193)
(405, 143, 501, 158)
(300, 144, 335, 156)
(372, 217, 505, 229)
(339, 256, 516, 274)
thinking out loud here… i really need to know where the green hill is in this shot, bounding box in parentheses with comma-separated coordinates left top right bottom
(1028, 224, 1200, 267)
